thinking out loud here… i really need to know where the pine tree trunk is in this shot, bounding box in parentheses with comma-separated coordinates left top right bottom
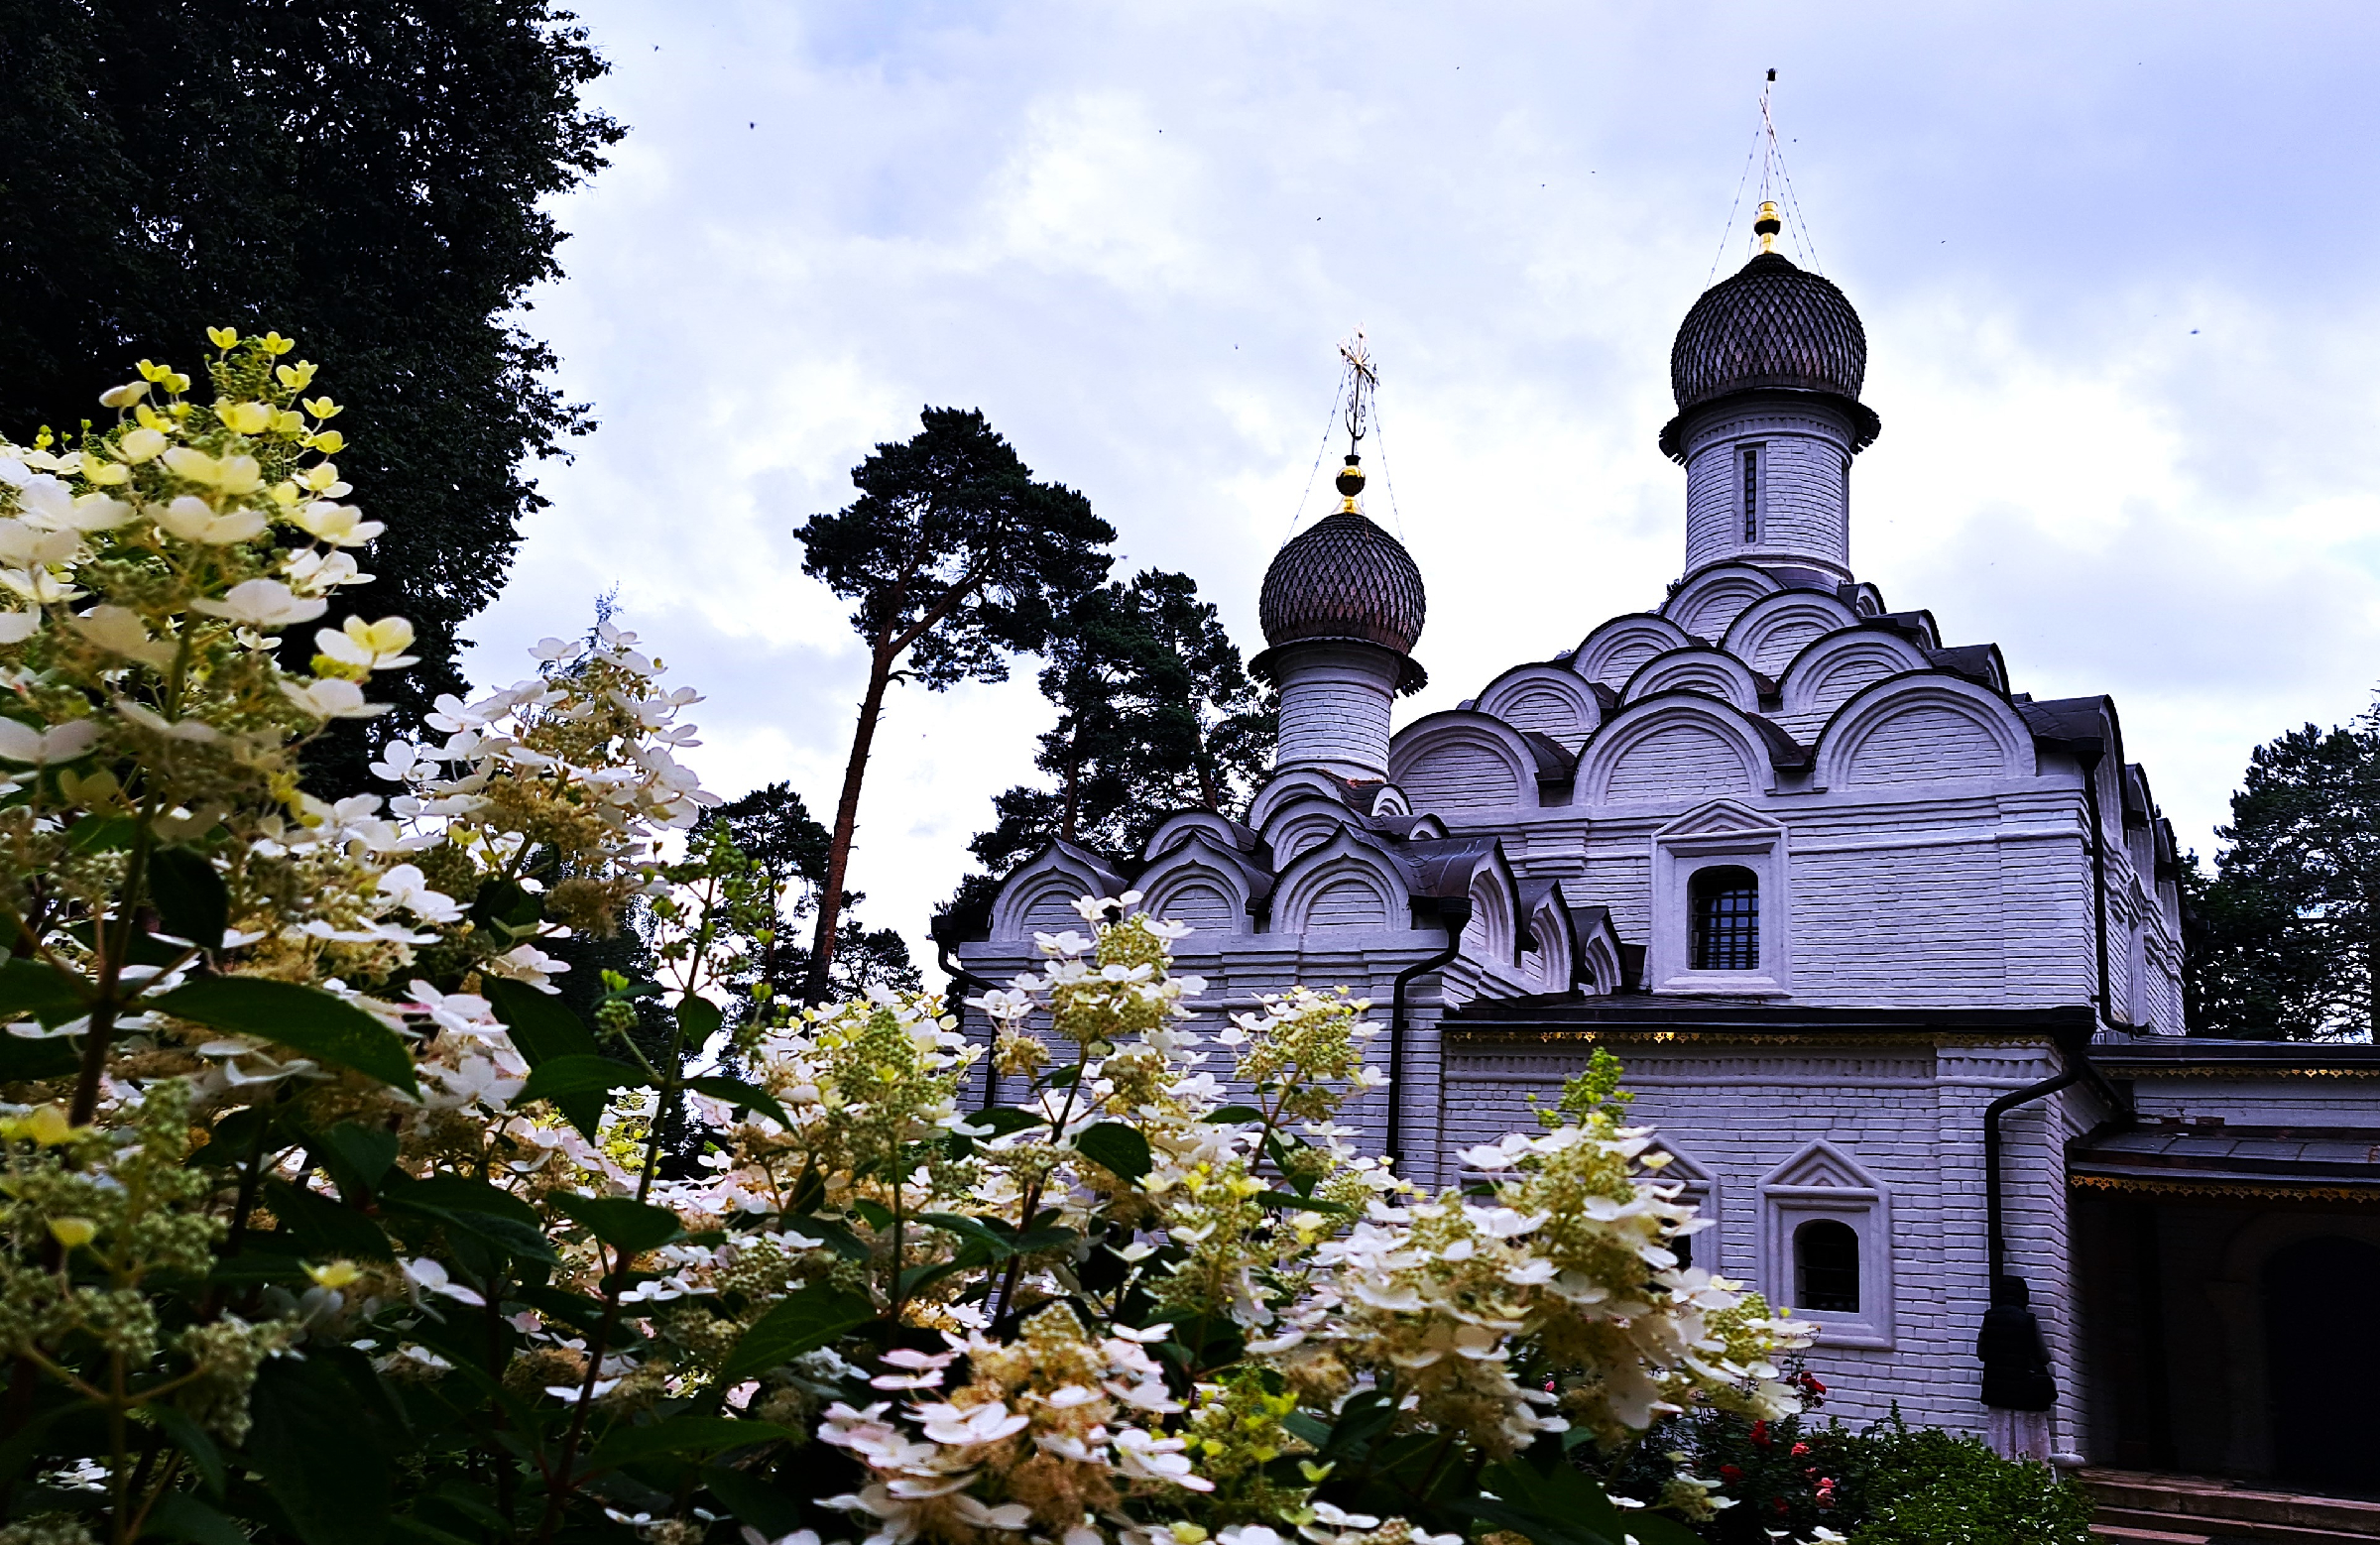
(805, 647, 895, 1005)
(1061, 752, 1081, 843)
(1193, 728, 1221, 811)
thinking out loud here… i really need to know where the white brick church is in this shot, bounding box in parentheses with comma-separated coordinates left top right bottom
(951, 226, 2380, 1492)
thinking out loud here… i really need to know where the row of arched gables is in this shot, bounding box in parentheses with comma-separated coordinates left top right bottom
(1403, 561, 2042, 810)
(986, 769, 1628, 1001)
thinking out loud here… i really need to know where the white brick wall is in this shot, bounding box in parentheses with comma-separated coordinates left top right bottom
(1437, 1036, 2094, 1440)
(1681, 397, 1860, 580)
(1272, 641, 1404, 778)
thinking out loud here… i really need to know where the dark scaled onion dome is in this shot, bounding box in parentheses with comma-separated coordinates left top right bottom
(1662, 251, 1880, 456)
(1257, 510, 1427, 655)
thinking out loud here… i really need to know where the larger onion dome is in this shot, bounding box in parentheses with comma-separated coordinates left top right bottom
(1257, 509, 1426, 654)
(1660, 250, 1881, 458)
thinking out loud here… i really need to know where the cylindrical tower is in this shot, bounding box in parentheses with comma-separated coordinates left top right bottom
(1250, 456, 1427, 781)
(1659, 214, 1881, 584)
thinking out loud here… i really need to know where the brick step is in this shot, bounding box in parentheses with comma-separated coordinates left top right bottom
(2075, 1470, 2380, 1541)
(2094, 1505, 2375, 1545)
(2091, 1526, 2213, 1545)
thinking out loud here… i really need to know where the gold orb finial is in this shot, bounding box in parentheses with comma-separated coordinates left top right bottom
(1754, 200, 1783, 255)
(1335, 453, 1366, 513)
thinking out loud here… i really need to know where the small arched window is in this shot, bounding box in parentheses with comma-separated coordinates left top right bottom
(1689, 866, 1759, 970)
(1795, 1219, 1860, 1312)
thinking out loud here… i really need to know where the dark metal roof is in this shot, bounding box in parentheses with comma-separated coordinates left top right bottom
(1400, 836, 1503, 899)
(2069, 1122, 2380, 1196)
(1256, 511, 1426, 655)
(1445, 998, 2099, 1038)
(2087, 1037, 2380, 1076)
(1673, 253, 1868, 409)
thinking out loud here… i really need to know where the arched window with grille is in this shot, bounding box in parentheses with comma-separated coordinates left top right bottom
(1794, 1219, 1861, 1312)
(1689, 865, 1760, 970)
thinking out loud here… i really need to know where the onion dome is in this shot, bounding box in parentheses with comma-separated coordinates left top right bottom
(1258, 453, 1426, 656)
(1660, 249, 1881, 457)
(1253, 503, 1428, 693)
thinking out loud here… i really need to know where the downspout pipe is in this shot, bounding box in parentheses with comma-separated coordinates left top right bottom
(1386, 897, 1472, 1173)
(1975, 733, 2129, 1430)
(2075, 738, 2113, 1025)
(930, 917, 1002, 1110)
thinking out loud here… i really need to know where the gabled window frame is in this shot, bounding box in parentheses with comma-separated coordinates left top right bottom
(1648, 802, 1791, 998)
(1760, 1140, 1894, 1348)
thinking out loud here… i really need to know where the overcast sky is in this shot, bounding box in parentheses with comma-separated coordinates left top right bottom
(464, 2, 2380, 972)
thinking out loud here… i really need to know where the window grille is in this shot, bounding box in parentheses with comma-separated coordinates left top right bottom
(1689, 865, 1759, 970)
(1795, 1219, 1860, 1312)
(1741, 445, 1760, 540)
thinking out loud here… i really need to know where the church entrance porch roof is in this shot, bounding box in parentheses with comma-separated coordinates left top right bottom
(2068, 1122, 2380, 1203)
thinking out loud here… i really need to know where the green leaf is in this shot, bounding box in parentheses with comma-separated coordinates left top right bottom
(0, 955, 87, 1024)
(388, 1517, 478, 1545)
(1203, 1105, 1265, 1125)
(315, 1122, 399, 1195)
(1074, 1121, 1151, 1182)
(787, 1215, 870, 1261)
(64, 811, 136, 853)
(700, 1463, 809, 1537)
(151, 977, 418, 1096)
(483, 975, 600, 1060)
(1253, 1190, 1354, 1216)
(148, 846, 228, 951)
(674, 994, 724, 1047)
(917, 1211, 1013, 1258)
(516, 1054, 650, 1107)
(1467, 1455, 1643, 1545)
(717, 1286, 877, 1383)
(509, 1284, 613, 1339)
(149, 1404, 226, 1495)
(549, 1193, 681, 1255)
(681, 1074, 791, 1129)
(960, 1105, 1046, 1135)
(245, 1354, 393, 1545)
(589, 1414, 792, 1467)
(0, 1032, 81, 1081)
(1459, 1497, 1621, 1545)
(265, 1178, 394, 1260)
(382, 1172, 557, 1264)
(148, 1491, 251, 1545)
(483, 977, 605, 1137)
(467, 878, 542, 937)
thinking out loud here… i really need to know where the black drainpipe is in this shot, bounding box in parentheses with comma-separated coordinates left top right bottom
(1976, 735, 2132, 1425)
(2076, 738, 2113, 1023)
(930, 919, 1002, 1110)
(1385, 897, 1472, 1173)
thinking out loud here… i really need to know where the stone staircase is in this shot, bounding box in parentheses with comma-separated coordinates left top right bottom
(2076, 1469, 2380, 1544)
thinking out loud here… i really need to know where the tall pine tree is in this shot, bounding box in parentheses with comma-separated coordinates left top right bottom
(793, 408, 1115, 1000)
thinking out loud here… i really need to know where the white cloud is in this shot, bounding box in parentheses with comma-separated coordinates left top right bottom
(454, 2, 2380, 974)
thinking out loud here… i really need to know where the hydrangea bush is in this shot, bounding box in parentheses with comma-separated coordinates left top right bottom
(0, 337, 1815, 1545)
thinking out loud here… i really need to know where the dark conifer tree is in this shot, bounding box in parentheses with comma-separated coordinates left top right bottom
(0, 0, 623, 785)
(2187, 703, 2380, 1039)
(940, 569, 1275, 939)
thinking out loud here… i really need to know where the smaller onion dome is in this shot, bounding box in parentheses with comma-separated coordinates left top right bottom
(1258, 505, 1426, 656)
